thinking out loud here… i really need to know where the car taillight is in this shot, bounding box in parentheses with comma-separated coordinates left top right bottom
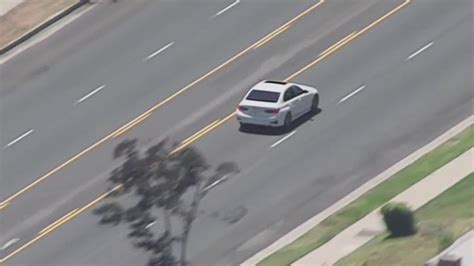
(238, 106, 248, 111)
(264, 108, 280, 114)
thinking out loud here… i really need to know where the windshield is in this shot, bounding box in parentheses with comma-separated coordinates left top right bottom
(246, 90, 280, 103)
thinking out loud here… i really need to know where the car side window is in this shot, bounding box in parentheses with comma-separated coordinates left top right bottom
(284, 89, 296, 101)
(290, 85, 304, 96)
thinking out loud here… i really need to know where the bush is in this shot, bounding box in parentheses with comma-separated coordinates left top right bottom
(381, 202, 416, 237)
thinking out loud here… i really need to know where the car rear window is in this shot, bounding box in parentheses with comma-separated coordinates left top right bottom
(246, 90, 280, 103)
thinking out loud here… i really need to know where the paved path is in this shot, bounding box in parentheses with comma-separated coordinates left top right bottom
(293, 148, 473, 265)
(0, 0, 23, 16)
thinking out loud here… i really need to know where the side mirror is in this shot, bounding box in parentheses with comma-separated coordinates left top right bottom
(302, 90, 308, 94)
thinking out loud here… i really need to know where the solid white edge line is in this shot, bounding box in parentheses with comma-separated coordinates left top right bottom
(270, 130, 297, 149)
(75, 85, 105, 104)
(4, 129, 34, 148)
(339, 85, 366, 103)
(407, 41, 434, 60)
(0, 238, 20, 250)
(212, 0, 240, 18)
(144, 42, 175, 61)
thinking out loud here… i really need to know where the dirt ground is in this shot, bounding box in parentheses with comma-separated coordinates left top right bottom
(0, 0, 78, 48)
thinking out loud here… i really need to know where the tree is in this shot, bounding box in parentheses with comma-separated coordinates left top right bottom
(93, 138, 239, 266)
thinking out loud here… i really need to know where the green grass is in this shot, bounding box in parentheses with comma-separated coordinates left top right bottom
(335, 172, 474, 266)
(258, 125, 474, 266)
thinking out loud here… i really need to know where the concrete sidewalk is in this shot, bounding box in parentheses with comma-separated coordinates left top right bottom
(0, 0, 23, 16)
(293, 148, 473, 266)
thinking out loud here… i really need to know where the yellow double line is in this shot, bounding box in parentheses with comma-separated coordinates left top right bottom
(0, 0, 326, 211)
(177, 0, 411, 149)
(111, 113, 152, 139)
(253, 25, 292, 49)
(170, 112, 237, 155)
(253, 0, 326, 49)
(0, 0, 411, 263)
(0, 185, 122, 263)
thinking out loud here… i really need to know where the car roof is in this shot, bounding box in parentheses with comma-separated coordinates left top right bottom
(250, 80, 292, 93)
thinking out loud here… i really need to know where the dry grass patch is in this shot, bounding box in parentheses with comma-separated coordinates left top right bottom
(0, 0, 78, 48)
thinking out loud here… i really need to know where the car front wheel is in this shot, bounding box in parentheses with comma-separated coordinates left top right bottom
(311, 94, 319, 112)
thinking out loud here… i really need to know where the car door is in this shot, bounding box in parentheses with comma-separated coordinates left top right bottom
(289, 86, 309, 117)
(283, 88, 299, 116)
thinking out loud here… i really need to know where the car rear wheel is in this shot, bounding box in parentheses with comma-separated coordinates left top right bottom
(283, 113, 292, 130)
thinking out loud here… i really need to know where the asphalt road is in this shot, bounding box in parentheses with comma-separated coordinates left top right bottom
(1, 0, 472, 265)
(0, 0, 383, 251)
(0, 0, 321, 245)
(0, 0, 318, 197)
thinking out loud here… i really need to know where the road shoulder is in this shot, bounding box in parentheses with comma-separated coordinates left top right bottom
(0, 0, 87, 55)
(242, 115, 474, 266)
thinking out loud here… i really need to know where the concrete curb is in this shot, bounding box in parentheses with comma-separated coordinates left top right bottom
(241, 115, 473, 266)
(425, 230, 474, 266)
(0, 0, 88, 55)
(294, 149, 473, 265)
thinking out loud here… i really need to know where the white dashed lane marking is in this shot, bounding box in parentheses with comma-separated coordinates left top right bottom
(75, 85, 105, 105)
(270, 130, 297, 149)
(0, 238, 20, 250)
(212, 0, 240, 18)
(407, 42, 434, 60)
(144, 42, 174, 62)
(3, 129, 34, 149)
(339, 85, 366, 104)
